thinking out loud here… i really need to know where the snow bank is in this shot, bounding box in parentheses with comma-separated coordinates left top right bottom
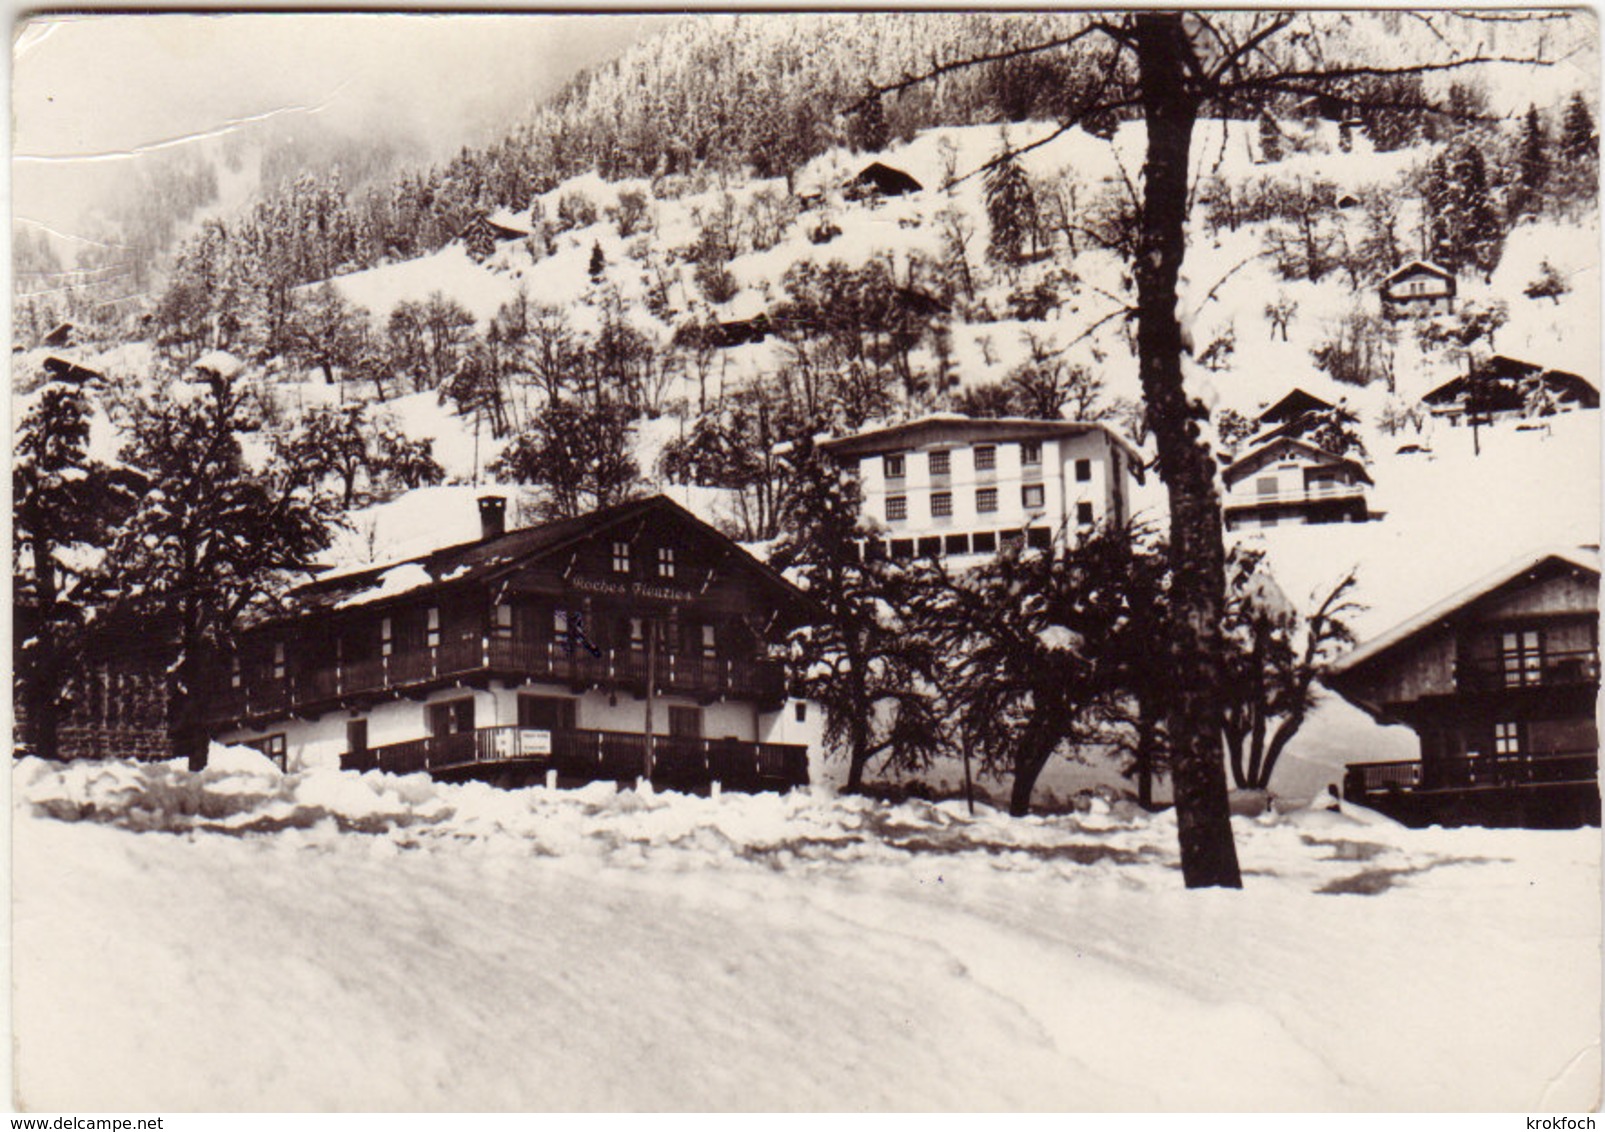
(13, 757, 1600, 1110)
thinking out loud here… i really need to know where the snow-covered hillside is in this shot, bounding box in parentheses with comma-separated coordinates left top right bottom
(13, 752, 1601, 1110)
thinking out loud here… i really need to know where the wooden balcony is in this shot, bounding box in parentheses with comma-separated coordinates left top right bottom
(340, 724, 809, 791)
(208, 636, 788, 724)
(1455, 649, 1600, 693)
(1343, 749, 1600, 828)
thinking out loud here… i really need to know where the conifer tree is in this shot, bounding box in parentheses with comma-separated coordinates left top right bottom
(984, 150, 1037, 265)
(1513, 104, 1551, 220)
(1560, 91, 1596, 163)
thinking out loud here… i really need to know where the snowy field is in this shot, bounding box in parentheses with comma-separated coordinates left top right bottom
(13, 750, 1600, 1112)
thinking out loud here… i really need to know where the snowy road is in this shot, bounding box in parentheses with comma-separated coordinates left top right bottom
(13, 755, 1602, 1111)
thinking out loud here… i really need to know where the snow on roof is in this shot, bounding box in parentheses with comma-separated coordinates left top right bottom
(486, 209, 534, 236)
(1329, 546, 1600, 675)
(1224, 436, 1371, 484)
(192, 350, 244, 380)
(820, 414, 1143, 466)
(1381, 260, 1454, 286)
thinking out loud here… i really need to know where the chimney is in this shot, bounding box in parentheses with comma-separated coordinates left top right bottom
(478, 494, 507, 540)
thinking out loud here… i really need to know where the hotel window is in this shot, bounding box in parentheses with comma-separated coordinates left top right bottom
(1500, 629, 1543, 687)
(1027, 528, 1051, 549)
(427, 698, 475, 737)
(929, 450, 951, 477)
(658, 546, 675, 578)
(381, 616, 394, 657)
(1075, 458, 1092, 482)
(1493, 720, 1523, 756)
(976, 487, 999, 513)
(272, 642, 286, 680)
(886, 495, 908, 522)
(1076, 501, 1095, 526)
(974, 445, 996, 472)
(972, 531, 998, 554)
(917, 536, 942, 558)
(884, 453, 906, 480)
(889, 538, 915, 560)
(669, 705, 703, 738)
(519, 694, 576, 731)
(494, 602, 514, 639)
(612, 540, 631, 574)
(701, 624, 718, 659)
(1022, 483, 1046, 509)
(1021, 441, 1042, 467)
(931, 491, 953, 518)
(426, 607, 441, 649)
(346, 719, 368, 756)
(554, 609, 570, 649)
(945, 533, 971, 555)
(630, 617, 646, 652)
(230, 655, 241, 689)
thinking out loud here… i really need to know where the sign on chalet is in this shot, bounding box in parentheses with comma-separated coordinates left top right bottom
(1421, 355, 1600, 425)
(207, 495, 820, 792)
(1327, 548, 1600, 828)
(1221, 436, 1371, 531)
(1380, 260, 1456, 318)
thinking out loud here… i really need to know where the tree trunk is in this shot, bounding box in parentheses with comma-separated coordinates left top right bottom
(1133, 14, 1242, 889)
(25, 515, 62, 762)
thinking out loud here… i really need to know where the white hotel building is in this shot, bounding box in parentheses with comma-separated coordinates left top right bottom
(819, 415, 1144, 559)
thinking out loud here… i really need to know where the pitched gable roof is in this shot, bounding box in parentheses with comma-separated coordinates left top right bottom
(820, 413, 1143, 469)
(1422, 355, 1600, 409)
(293, 495, 809, 618)
(1382, 260, 1455, 287)
(1255, 388, 1335, 424)
(1223, 436, 1371, 486)
(1328, 547, 1600, 677)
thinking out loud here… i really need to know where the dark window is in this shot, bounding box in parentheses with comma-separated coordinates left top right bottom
(917, 536, 942, 558)
(1001, 529, 1025, 549)
(929, 450, 951, 477)
(1021, 441, 1041, 466)
(1075, 458, 1092, 482)
(230, 654, 241, 689)
(255, 733, 287, 770)
(890, 538, 915, 560)
(426, 607, 441, 649)
(976, 487, 998, 513)
(864, 539, 887, 561)
(931, 491, 953, 518)
(944, 533, 971, 555)
(974, 445, 996, 471)
(612, 540, 631, 573)
(493, 602, 513, 639)
(1027, 527, 1051, 549)
(518, 694, 576, 731)
(1076, 502, 1094, 526)
(428, 698, 475, 737)
(884, 453, 905, 479)
(1256, 476, 1279, 496)
(381, 617, 393, 657)
(886, 495, 908, 522)
(658, 546, 675, 578)
(346, 719, 368, 755)
(669, 705, 703, 738)
(701, 624, 718, 659)
(972, 531, 997, 554)
(272, 642, 286, 681)
(794, 701, 807, 723)
(630, 617, 646, 652)
(1022, 483, 1045, 509)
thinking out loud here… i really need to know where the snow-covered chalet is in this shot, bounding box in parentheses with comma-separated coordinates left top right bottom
(818, 414, 1142, 560)
(1421, 355, 1600, 425)
(1379, 260, 1456, 318)
(1327, 548, 1600, 829)
(203, 495, 821, 791)
(1221, 436, 1372, 531)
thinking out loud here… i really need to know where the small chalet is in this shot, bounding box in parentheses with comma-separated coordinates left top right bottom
(205, 495, 819, 793)
(1221, 436, 1371, 531)
(1327, 548, 1600, 828)
(1380, 260, 1456, 318)
(461, 211, 533, 260)
(41, 321, 74, 349)
(41, 356, 104, 385)
(844, 162, 923, 200)
(1421, 355, 1600, 425)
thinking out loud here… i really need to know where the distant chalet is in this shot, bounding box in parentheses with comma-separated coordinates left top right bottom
(205, 494, 819, 793)
(844, 162, 923, 200)
(820, 414, 1141, 561)
(1221, 436, 1371, 531)
(1380, 260, 1456, 318)
(1328, 548, 1600, 829)
(1255, 388, 1335, 426)
(1421, 355, 1600, 425)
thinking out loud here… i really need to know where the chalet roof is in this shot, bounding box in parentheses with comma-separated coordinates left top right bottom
(464, 211, 533, 241)
(1222, 436, 1372, 486)
(819, 413, 1144, 470)
(1328, 546, 1600, 678)
(1381, 260, 1454, 287)
(41, 322, 74, 348)
(1421, 355, 1600, 408)
(42, 355, 104, 384)
(846, 162, 923, 196)
(290, 494, 810, 620)
(1255, 388, 1335, 424)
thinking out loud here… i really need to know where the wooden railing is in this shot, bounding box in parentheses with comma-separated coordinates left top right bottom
(209, 636, 787, 722)
(1345, 749, 1599, 799)
(1455, 650, 1600, 693)
(341, 724, 809, 787)
(1228, 482, 1367, 508)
